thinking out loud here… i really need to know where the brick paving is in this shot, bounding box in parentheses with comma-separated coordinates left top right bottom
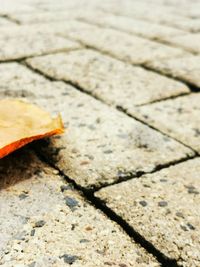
(0, 0, 200, 266)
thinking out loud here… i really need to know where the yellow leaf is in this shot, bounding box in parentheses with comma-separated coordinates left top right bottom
(0, 99, 64, 159)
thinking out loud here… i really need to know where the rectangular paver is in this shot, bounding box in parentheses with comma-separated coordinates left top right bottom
(0, 32, 81, 61)
(57, 21, 188, 64)
(8, 9, 90, 24)
(133, 93, 200, 152)
(148, 55, 200, 88)
(0, 150, 159, 266)
(26, 49, 190, 107)
(78, 11, 186, 40)
(0, 62, 193, 189)
(96, 158, 200, 267)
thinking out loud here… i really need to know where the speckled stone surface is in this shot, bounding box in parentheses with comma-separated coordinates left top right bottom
(95, 158, 200, 267)
(0, 150, 159, 267)
(0, 32, 80, 61)
(26, 49, 189, 106)
(132, 94, 200, 152)
(57, 21, 188, 64)
(78, 11, 186, 40)
(148, 55, 200, 88)
(163, 33, 200, 53)
(0, 64, 193, 188)
(101, 3, 200, 32)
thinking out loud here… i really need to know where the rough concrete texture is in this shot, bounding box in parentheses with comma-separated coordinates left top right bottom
(78, 11, 186, 40)
(26, 49, 189, 106)
(96, 158, 200, 267)
(0, 63, 193, 189)
(57, 21, 188, 64)
(132, 94, 200, 152)
(163, 33, 200, 53)
(148, 55, 200, 88)
(0, 150, 159, 267)
(0, 33, 81, 61)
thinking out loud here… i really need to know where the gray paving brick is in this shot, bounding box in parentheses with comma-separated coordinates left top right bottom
(26, 49, 189, 106)
(78, 11, 186, 40)
(0, 62, 193, 189)
(0, 32, 80, 61)
(56, 21, 188, 64)
(95, 158, 200, 267)
(0, 150, 159, 266)
(148, 55, 200, 88)
(163, 33, 200, 53)
(132, 94, 200, 152)
(101, 3, 200, 32)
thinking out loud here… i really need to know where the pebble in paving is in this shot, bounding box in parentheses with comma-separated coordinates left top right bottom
(0, 32, 81, 61)
(148, 55, 200, 88)
(0, 150, 159, 266)
(53, 20, 188, 64)
(95, 158, 200, 267)
(132, 93, 200, 152)
(163, 33, 200, 54)
(0, 62, 193, 189)
(26, 49, 189, 106)
(78, 11, 186, 40)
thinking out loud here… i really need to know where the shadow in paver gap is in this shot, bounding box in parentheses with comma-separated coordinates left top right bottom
(33, 146, 187, 267)
(96, 153, 199, 191)
(116, 105, 199, 155)
(140, 64, 200, 93)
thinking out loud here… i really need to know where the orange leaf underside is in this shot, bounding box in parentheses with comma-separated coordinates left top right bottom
(0, 99, 64, 159)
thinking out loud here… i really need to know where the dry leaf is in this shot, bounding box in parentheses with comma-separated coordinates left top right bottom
(0, 99, 64, 159)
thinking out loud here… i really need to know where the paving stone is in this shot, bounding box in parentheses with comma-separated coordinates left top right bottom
(0, 150, 159, 267)
(95, 158, 200, 267)
(148, 55, 200, 88)
(132, 93, 200, 152)
(78, 11, 186, 40)
(101, 3, 200, 32)
(56, 21, 188, 64)
(163, 33, 200, 54)
(26, 49, 189, 107)
(0, 63, 193, 188)
(9, 9, 90, 24)
(6, 19, 185, 65)
(0, 32, 80, 61)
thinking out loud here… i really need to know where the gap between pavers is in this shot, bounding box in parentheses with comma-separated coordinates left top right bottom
(95, 157, 200, 267)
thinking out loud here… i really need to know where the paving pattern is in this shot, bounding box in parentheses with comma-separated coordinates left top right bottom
(0, 0, 200, 266)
